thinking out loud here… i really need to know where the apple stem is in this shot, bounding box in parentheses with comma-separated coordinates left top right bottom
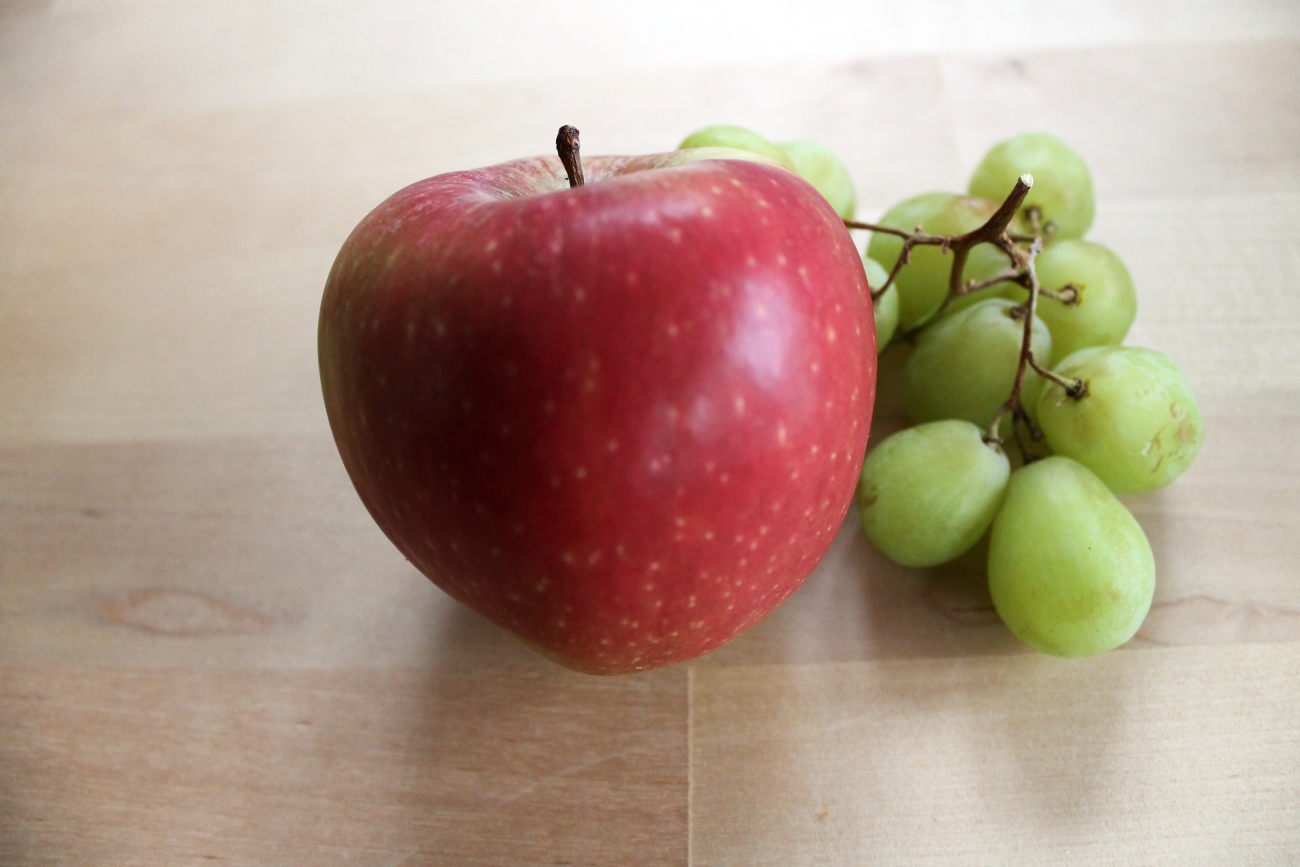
(556, 125, 585, 188)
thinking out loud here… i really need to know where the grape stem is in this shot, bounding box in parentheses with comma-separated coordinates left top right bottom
(845, 175, 1032, 306)
(845, 176, 1087, 461)
(986, 234, 1046, 449)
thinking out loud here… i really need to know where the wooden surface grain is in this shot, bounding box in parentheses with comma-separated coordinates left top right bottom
(2, 1, 1298, 864)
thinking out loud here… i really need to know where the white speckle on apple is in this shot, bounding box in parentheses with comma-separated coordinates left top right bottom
(648, 561, 661, 572)
(534, 579, 549, 592)
(484, 239, 498, 253)
(434, 320, 447, 338)
(574, 287, 586, 301)
(826, 326, 837, 343)
(649, 458, 662, 473)
(606, 439, 619, 452)
(776, 425, 788, 446)
(710, 186, 722, 194)
(562, 551, 575, 565)
(720, 474, 730, 483)
(701, 206, 714, 218)
(574, 467, 587, 479)
(704, 531, 714, 541)
(405, 322, 417, 340)
(491, 261, 502, 274)
(687, 596, 697, 608)
(734, 396, 746, 415)
(690, 620, 704, 630)
(587, 551, 601, 565)
(810, 445, 819, 455)
(627, 271, 639, 284)
(583, 379, 597, 393)
(758, 199, 769, 208)
(644, 582, 655, 592)
(789, 471, 799, 480)
(811, 362, 820, 373)
(667, 228, 683, 243)
(666, 323, 679, 337)
(777, 254, 787, 266)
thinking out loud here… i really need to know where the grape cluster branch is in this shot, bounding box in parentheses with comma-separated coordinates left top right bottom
(845, 174, 1088, 462)
(844, 174, 1033, 305)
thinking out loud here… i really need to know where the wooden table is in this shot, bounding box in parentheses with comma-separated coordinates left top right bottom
(3, 2, 1298, 863)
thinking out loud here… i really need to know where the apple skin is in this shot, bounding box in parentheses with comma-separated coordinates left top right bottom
(319, 151, 876, 674)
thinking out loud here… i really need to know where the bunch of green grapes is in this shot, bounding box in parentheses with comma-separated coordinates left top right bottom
(853, 133, 1204, 658)
(676, 125, 1204, 658)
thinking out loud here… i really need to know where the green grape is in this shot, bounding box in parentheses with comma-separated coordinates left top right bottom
(863, 257, 899, 351)
(781, 140, 857, 219)
(989, 456, 1155, 657)
(677, 124, 795, 170)
(1033, 239, 1137, 359)
(857, 420, 1010, 568)
(904, 298, 1053, 429)
(1037, 346, 1204, 494)
(866, 193, 1019, 330)
(968, 132, 1095, 238)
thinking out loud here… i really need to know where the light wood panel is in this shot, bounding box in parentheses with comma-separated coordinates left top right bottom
(691, 644, 1300, 865)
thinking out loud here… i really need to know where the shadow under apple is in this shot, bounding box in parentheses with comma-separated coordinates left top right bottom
(380, 575, 690, 865)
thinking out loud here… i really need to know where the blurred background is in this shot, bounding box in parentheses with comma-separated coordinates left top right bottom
(2, 1, 1298, 864)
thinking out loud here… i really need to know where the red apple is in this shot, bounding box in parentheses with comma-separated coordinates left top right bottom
(318, 143, 876, 674)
